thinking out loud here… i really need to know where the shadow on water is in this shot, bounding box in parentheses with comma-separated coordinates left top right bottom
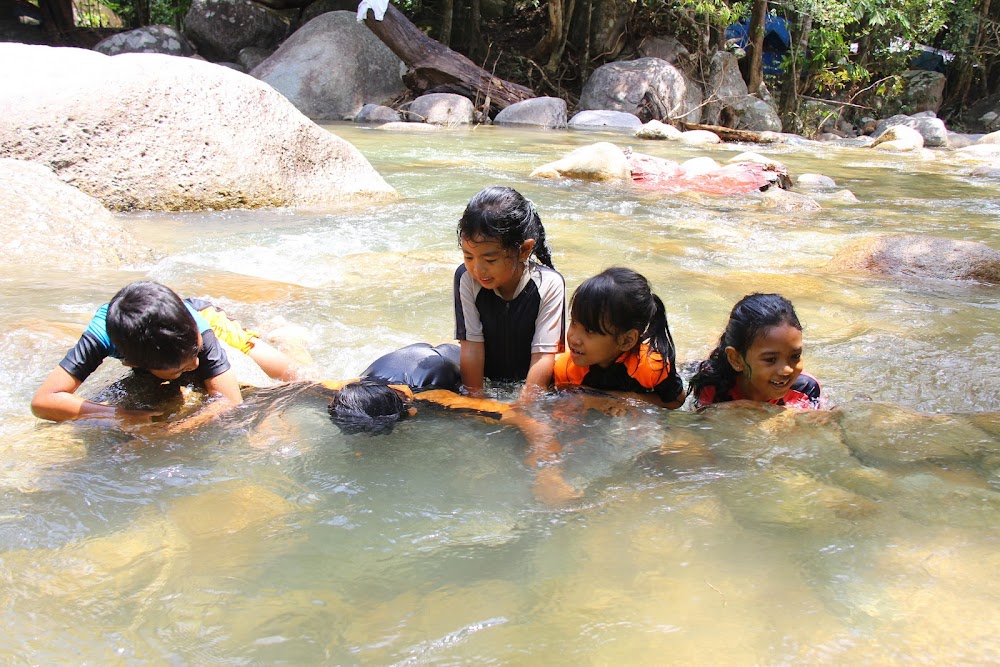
(1, 124, 999, 663)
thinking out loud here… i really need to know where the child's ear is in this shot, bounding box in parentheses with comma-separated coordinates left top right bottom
(518, 238, 536, 262)
(724, 346, 744, 372)
(618, 329, 640, 351)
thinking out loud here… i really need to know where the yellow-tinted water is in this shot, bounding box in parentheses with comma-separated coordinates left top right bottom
(0, 124, 997, 663)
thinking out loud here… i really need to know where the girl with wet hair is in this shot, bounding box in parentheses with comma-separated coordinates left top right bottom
(689, 293, 822, 409)
(454, 186, 565, 396)
(553, 267, 686, 409)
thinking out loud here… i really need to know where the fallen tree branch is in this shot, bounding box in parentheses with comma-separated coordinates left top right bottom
(363, 4, 535, 114)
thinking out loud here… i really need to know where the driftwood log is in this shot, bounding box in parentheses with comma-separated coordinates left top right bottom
(679, 121, 783, 144)
(362, 4, 535, 115)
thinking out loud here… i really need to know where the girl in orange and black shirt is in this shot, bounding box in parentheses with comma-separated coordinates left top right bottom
(552, 267, 685, 409)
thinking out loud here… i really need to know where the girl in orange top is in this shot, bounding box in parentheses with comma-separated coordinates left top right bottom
(552, 267, 686, 409)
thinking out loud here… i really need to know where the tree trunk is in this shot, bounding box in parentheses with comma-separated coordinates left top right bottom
(363, 4, 535, 113)
(466, 0, 484, 62)
(37, 0, 76, 42)
(745, 0, 767, 93)
(779, 11, 811, 126)
(439, 0, 453, 47)
(531, 0, 565, 62)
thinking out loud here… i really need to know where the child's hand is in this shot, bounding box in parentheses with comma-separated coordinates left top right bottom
(533, 467, 582, 506)
(579, 394, 630, 417)
(114, 407, 163, 426)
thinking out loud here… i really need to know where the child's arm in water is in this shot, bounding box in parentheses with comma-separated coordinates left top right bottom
(31, 366, 162, 424)
(416, 389, 580, 505)
(523, 352, 556, 399)
(607, 387, 687, 410)
(459, 340, 486, 395)
(158, 368, 244, 433)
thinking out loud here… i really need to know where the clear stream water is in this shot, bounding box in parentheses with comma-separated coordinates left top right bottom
(0, 124, 998, 663)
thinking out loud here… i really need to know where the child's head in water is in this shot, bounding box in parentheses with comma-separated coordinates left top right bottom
(328, 379, 414, 435)
(458, 186, 555, 297)
(692, 293, 804, 403)
(566, 267, 676, 368)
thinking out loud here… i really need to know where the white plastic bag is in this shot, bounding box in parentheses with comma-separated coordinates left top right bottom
(357, 0, 389, 21)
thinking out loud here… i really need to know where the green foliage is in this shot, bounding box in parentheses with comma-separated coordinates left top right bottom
(150, 0, 192, 26)
(677, 0, 751, 27)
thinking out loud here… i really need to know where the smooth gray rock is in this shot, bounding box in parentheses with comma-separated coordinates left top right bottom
(0, 44, 395, 211)
(251, 11, 405, 120)
(569, 110, 642, 131)
(355, 103, 401, 123)
(493, 97, 567, 129)
(406, 93, 474, 125)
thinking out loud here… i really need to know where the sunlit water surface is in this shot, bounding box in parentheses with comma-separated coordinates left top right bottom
(1, 124, 998, 663)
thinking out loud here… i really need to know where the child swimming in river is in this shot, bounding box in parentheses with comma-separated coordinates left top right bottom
(324, 342, 578, 504)
(31, 281, 305, 427)
(453, 186, 566, 397)
(552, 267, 686, 409)
(689, 293, 822, 410)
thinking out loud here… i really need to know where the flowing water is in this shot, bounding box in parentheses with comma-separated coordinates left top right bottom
(1, 124, 998, 663)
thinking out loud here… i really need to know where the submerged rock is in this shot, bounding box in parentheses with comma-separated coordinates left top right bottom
(836, 402, 998, 464)
(0, 44, 395, 211)
(827, 234, 1000, 283)
(0, 159, 154, 269)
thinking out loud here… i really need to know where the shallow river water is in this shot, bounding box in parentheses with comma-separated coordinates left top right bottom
(1, 124, 998, 663)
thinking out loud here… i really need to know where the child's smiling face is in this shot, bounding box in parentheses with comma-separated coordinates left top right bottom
(727, 322, 804, 402)
(461, 235, 534, 300)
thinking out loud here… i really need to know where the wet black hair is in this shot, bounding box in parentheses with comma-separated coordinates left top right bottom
(327, 378, 411, 435)
(457, 186, 555, 269)
(106, 281, 201, 371)
(689, 293, 802, 401)
(571, 267, 676, 361)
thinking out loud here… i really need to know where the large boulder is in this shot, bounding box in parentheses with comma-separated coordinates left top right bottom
(406, 93, 474, 125)
(493, 97, 567, 129)
(251, 11, 405, 120)
(529, 142, 631, 181)
(0, 159, 154, 270)
(93, 25, 195, 57)
(0, 44, 395, 211)
(577, 57, 703, 123)
(901, 70, 946, 114)
(873, 113, 948, 148)
(183, 0, 290, 63)
(702, 51, 781, 131)
(827, 234, 1000, 283)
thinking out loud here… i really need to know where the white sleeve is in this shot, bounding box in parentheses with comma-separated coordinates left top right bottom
(531, 268, 566, 354)
(455, 268, 485, 342)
